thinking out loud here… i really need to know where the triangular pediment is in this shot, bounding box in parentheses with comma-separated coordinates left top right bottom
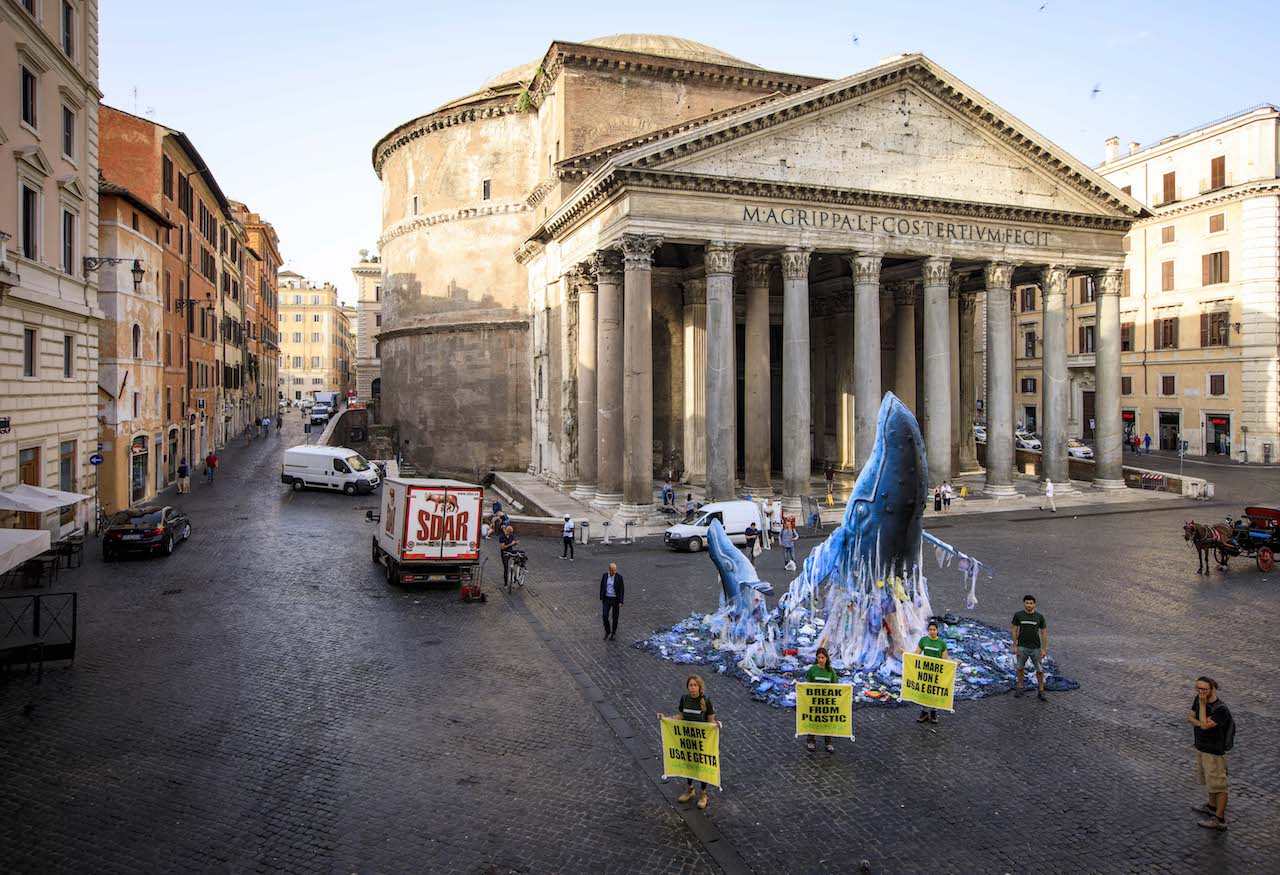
(14, 144, 53, 177)
(58, 175, 86, 201)
(608, 55, 1142, 220)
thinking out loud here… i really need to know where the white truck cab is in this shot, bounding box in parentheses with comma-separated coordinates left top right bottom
(281, 446, 380, 494)
(664, 499, 767, 553)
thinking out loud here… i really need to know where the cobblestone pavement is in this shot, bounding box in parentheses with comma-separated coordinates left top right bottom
(2, 417, 1277, 874)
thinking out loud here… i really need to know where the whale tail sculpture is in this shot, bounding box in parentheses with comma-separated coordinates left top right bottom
(707, 392, 991, 677)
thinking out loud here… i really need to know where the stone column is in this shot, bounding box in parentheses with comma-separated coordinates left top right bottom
(892, 282, 918, 415)
(744, 260, 773, 496)
(851, 253, 883, 469)
(681, 279, 707, 485)
(1040, 264, 1072, 493)
(781, 247, 813, 512)
(1094, 268, 1125, 488)
(617, 234, 663, 521)
(834, 296, 856, 470)
(949, 278, 962, 476)
(983, 261, 1017, 496)
(592, 251, 625, 510)
(571, 266, 598, 500)
(957, 290, 979, 472)
(922, 257, 953, 483)
(704, 241, 738, 502)
(810, 304, 829, 465)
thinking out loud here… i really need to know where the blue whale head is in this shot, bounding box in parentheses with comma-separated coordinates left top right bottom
(707, 519, 773, 601)
(842, 392, 928, 578)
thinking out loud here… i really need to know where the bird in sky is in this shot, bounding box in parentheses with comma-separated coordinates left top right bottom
(851, 34, 859, 45)
(1091, 83, 1102, 99)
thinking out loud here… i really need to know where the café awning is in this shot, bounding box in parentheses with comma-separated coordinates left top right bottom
(0, 484, 92, 513)
(0, 528, 52, 575)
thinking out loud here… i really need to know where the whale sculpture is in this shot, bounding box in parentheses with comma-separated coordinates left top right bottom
(706, 392, 990, 677)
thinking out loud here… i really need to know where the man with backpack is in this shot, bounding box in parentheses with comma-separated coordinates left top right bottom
(1187, 676, 1235, 830)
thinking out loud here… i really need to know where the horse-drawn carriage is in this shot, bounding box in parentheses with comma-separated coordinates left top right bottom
(1185, 507, 1280, 573)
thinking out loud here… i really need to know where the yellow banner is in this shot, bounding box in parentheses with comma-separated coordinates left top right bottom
(900, 652, 958, 712)
(660, 717, 721, 788)
(794, 682, 854, 738)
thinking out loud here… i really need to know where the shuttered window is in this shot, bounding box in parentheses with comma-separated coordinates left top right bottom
(1155, 317, 1179, 350)
(1161, 375, 1175, 396)
(1209, 374, 1226, 396)
(1079, 276, 1096, 304)
(1210, 156, 1226, 191)
(1161, 260, 1175, 291)
(1201, 312, 1229, 347)
(1078, 324, 1096, 353)
(1121, 376, 1133, 395)
(1020, 288, 1036, 311)
(1209, 213, 1225, 234)
(1162, 172, 1176, 204)
(1202, 251, 1229, 285)
(1161, 226, 1175, 244)
(1120, 322, 1135, 351)
(1121, 269, 1131, 297)
(1020, 377, 1037, 393)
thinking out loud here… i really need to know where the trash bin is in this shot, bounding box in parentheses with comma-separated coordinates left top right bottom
(579, 521, 590, 544)
(1265, 443, 1273, 465)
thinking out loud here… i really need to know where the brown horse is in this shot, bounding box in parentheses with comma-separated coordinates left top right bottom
(1184, 521, 1233, 574)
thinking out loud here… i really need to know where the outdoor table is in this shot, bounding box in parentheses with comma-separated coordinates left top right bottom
(18, 554, 60, 589)
(54, 536, 84, 569)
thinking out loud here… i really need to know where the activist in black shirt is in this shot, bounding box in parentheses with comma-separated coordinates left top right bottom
(657, 674, 719, 811)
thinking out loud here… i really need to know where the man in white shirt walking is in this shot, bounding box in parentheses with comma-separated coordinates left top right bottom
(1042, 479, 1057, 513)
(561, 514, 575, 560)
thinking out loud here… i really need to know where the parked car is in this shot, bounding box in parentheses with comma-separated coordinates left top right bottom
(281, 446, 381, 494)
(309, 404, 332, 425)
(1067, 439, 1094, 459)
(664, 500, 768, 553)
(973, 425, 987, 444)
(103, 506, 192, 560)
(1016, 431, 1042, 450)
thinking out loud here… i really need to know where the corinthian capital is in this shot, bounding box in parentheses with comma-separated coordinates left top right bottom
(683, 278, 706, 306)
(591, 250, 623, 285)
(703, 240, 737, 276)
(571, 263, 597, 296)
(984, 261, 1015, 289)
(848, 252, 882, 285)
(958, 289, 977, 316)
(1098, 268, 1124, 298)
(780, 246, 812, 280)
(948, 273, 964, 299)
(746, 259, 772, 289)
(889, 281, 919, 307)
(1040, 264, 1069, 297)
(621, 234, 663, 271)
(921, 256, 952, 287)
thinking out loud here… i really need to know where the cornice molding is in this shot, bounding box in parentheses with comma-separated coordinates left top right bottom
(1134, 179, 1280, 221)
(379, 201, 531, 248)
(376, 316, 531, 342)
(372, 97, 522, 178)
(542, 165, 1134, 240)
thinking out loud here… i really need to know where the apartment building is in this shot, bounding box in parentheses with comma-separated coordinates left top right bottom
(231, 201, 282, 420)
(983, 105, 1280, 461)
(352, 254, 382, 400)
(277, 272, 351, 402)
(1, 0, 101, 535)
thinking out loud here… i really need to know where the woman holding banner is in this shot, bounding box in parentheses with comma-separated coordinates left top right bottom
(915, 621, 949, 724)
(803, 647, 839, 753)
(658, 674, 720, 810)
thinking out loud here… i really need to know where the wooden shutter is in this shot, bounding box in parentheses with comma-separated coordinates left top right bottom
(1122, 269, 1130, 296)
(1221, 251, 1229, 283)
(1200, 313, 1210, 347)
(1078, 325, 1085, 352)
(1172, 318, 1179, 349)
(1163, 172, 1176, 203)
(1162, 260, 1174, 291)
(1211, 156, 1225, 190)
(1161, 226, 1175, 244)
(1202, 254, 1212, 285)
(1209, 213, 1225, 233)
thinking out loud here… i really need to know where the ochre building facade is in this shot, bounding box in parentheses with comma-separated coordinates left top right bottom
(373, 36, 1143, 517)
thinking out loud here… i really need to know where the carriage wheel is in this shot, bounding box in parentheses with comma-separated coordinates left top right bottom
(1258, 547, 1274, 573)
(1214, 548, 1230, 568)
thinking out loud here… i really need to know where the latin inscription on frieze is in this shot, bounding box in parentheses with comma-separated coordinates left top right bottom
(742, 206, 1052, 247)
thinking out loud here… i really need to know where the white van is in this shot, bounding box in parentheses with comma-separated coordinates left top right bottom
(664, 500, 767, 553)
(281, 446, 381, 495)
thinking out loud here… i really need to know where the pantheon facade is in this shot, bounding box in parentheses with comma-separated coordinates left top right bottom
(372, 36, 1145, 518)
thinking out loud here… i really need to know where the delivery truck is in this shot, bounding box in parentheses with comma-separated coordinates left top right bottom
(367, 476, 482, 585)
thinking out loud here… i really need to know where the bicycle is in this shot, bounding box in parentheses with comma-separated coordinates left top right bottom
(505, 550, 528, 594)
(94, 503, 109, 537)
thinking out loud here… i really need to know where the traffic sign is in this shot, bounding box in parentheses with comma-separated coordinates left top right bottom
(89, 453, 104, 466)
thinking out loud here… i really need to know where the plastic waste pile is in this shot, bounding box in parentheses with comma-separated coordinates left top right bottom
(634, 610, 1078, 709)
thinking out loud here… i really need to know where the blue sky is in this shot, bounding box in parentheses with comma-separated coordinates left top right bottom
(100, 0, 1277, 303)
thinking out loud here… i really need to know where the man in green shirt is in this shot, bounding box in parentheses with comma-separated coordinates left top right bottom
(1012, 594, 1048, 702)
(915, 620, 949, 724)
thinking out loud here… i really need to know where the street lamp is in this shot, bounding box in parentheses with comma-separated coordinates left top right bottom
(174, 291, 214, 314)
(1216, 320, 1243, 345)
(83, 256, 145, 291)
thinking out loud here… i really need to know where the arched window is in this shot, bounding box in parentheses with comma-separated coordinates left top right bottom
(132, 324, 141, 358)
